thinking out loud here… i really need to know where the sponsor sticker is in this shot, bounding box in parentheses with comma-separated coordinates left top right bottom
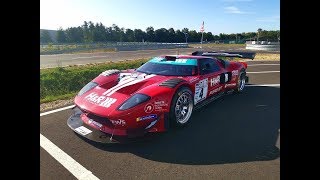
(189, 77, 199, 83)
(88, 119, 102, 128)
(194, 78, 208, 104)
(210, 76, 220, 87)
(154, 101, 168, 111)
(225, 83, 237, 88)
(209, 86, 222, 95)
(136, 114, 157, 122)
(232, 70, 239, 76)
(144, 103, 154, 113)
(74, 126, 92, 136)
(85, 92, 117, 108)
(110, 119, 126, 126)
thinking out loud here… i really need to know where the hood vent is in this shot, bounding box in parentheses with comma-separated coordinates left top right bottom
(159, 78, 186, 88)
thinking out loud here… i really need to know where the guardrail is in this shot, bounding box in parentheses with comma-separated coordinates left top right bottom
(245, 41, 280, 51)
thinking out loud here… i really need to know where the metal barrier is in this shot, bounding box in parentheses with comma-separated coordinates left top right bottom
(246, 41, 280, 51)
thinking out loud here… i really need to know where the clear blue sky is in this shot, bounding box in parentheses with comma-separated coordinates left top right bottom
(40, 0, 279, 34)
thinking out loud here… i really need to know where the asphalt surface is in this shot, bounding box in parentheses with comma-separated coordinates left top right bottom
(40, 47, 258, 68)
(40, 61, 280, 179)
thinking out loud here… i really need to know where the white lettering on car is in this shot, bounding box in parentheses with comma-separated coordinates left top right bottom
(110, 119, 126, 126)
(100, 98, 117, 108)
(209, 86, 222, 95)
(210, 76, 220, 87)
(85, 92, 117, 108)
(225, 83, 237, 88)
(232, 70, 239, 76)
(175, 59, 187, 63)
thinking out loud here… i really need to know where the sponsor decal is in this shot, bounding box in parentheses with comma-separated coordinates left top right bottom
(88, 119, 103, 128)
(175, 59, 188, 63)
(194, 78, 208, 104)
(154, 100, 168, 111)
(136, 114, 157, 122)
(144, 103, 154, 113)
(74, 126, 92, 136)
(189, 77, 199, 83)
(209, 86, 222, 96)
(210, 76, 220, 87)
(232, 70, 239, 76)
(85, 92, 117, 108)
(110, 119, 126, 126)
(225, 83, 237, 88)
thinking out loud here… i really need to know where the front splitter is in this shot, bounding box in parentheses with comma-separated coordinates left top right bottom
(67, 109, 157, 144)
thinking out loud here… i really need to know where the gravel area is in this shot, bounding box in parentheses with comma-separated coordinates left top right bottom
(40, 99, 74, 112)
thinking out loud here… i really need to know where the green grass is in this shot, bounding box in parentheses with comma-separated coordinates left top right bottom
(40, 44, 117, 55)
(40, 58, 148, 103)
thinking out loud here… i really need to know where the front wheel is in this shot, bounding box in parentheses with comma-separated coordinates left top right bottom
(235, 71, 246, 93)
(169, 87, 194, 127)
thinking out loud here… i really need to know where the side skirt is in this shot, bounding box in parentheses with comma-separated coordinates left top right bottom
(194, 89, 234, 111)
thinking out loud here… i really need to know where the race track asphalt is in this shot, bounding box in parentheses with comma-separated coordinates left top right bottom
(40, 61, 280, 179)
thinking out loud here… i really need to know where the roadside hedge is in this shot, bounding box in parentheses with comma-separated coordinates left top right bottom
(40, 59, 148, 103)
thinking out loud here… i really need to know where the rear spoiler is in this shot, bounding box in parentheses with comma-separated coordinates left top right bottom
(192, 51, 256, 60)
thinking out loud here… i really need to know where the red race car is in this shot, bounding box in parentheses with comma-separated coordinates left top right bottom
(67, 51, 255, 143)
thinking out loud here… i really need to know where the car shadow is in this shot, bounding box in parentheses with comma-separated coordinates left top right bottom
(79, 86, 280, 165)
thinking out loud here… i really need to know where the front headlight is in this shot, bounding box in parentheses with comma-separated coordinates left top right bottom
(77, 82, 98, 96)
(118, 94, 150, 110)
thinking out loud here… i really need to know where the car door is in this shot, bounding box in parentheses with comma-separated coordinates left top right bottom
(194, 58, 223, 105)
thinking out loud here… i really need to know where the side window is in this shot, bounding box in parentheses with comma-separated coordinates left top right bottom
(199, 58, 221, 75)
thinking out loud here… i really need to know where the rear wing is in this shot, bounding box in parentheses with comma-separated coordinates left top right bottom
(191, 51, 256, 60)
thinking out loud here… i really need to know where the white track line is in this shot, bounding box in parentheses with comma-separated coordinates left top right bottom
(40, 134, 100, 180)
(40, 105, 75, 117)
(247, 84, 280, 87)
(247, 71, 280, 74)
(248, 64, 280, 66)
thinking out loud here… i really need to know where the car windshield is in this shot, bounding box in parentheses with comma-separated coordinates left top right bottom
(136, 57, 198, 76)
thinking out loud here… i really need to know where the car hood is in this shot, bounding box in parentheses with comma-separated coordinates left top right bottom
(75, 71, 173, 117)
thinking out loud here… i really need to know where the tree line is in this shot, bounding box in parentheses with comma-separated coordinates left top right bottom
(40, 21, 280, 44)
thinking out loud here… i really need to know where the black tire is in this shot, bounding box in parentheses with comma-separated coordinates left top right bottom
(169, 86, 194, 127)
(235, 70, 246, 93)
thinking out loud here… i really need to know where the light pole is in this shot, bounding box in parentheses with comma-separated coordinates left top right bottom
(183, 32, 188, 44)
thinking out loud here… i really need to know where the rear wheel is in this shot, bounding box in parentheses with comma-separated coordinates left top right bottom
(169, 87, 193, 127)
(235, 71, 246, 93)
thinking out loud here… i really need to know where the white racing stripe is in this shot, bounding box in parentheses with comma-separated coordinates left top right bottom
(40, 134, 100, 180)
(102, 75, 136, 95)
(247, 71, 280, 74)
(248, 64, 280, 66)
(103, 73, 156, 96)
(40, 105, 75, 117)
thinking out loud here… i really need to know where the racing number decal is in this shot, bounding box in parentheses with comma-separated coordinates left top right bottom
(194, 78, 208, 105)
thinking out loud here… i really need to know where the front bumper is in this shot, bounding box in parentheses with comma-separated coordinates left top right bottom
(67, 107, 160, 143)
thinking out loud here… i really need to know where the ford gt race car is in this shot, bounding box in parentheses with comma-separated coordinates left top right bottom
(67, 51, 256, 143)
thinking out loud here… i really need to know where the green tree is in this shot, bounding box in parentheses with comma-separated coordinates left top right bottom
(257, 28, 262, 41)
(134, 29, 145, 42)
(40, 30, 53, 43)
(146, 26, 155, 42)
(125, 28, 135, 42)
(56, 28, 67, 43)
